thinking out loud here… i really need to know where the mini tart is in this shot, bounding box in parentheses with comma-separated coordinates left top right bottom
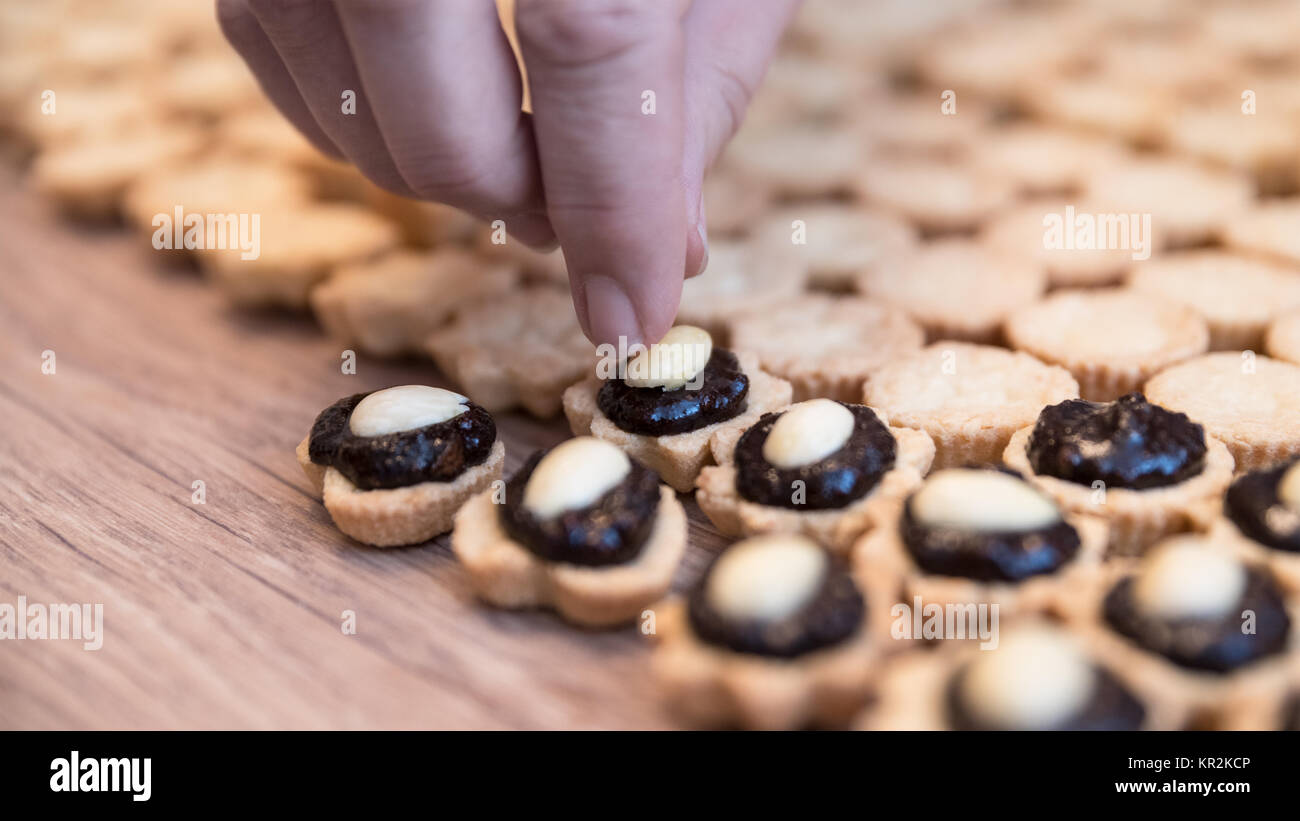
(855, 154, 1015, 234)
(1003, 394, 1235, 556)
(1145, 352, 1300, 472)
(450, 438, 687, 628)
(1265, 311, 1300, 365)
(863, 342, 1079, 469)
(426, 286, 594, 419)
(1160, 105, 1300, 196)
(1209, 458, 1300, 595)
(696, 401, 935, 555)
(674, 239, 808, 345)
(1055, 535, 1298, 728)
(752, 204, 916, 293)
(651, 533, 891, 729)
(853, 91, 990, 158)
(859, 621, 1178, 731)
(1221, 201, 1300, 268)
(978, 198, 1155, 289)
(201, 204, 399, 308)
(122, 158, 313, 238)
(699, 169, 772, 238)
(1017, 73, 1172, 149)
(857, 240, 1047, 344)
(297, 386, 504, 547)
(725, 294, 924, 402)
(1125, 251, 1300, 352)
(361, 186, 479, 249)
(967, 124, 1128, 197)
(854, 468, 1108, 622)
(563, 338, 792, 493)
(310, 250, 518, 357)
(1004, 288, 1209, 401)
(721, 122, 863, 199)
(1083, 157, 1253, 248)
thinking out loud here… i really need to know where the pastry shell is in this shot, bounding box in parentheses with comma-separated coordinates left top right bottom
(561, 352, 793, 492)
(296, 436, 504, 547)
(451, 485, 687, 628)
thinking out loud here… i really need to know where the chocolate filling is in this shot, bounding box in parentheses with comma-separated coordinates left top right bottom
(1103, 570, 1291, 673)
(1027, 393, 1206, 490)
(597, 348, 749, 436)
(687, 556, 863, 658)
(1224, 460, 1300, 554)
(308, 392, 496, 491)
(946, 664, 1146, 731)
(732, 403, 896, 510)
(900, 489, 1081, 582)
(497, 448, 661, 566)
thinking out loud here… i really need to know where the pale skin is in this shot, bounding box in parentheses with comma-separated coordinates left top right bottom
(217, 0, 803, 347)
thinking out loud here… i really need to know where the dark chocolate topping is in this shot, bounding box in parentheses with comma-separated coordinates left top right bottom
(687, 553, 863, 658)
(1103, 569, 1291, 673)
(732, 403, 896, 510)
(1225, 460, 1300, 554)
(900, 482, 1081, 582)
(597, 348, 749, 436)
(946, 664, 1146, 731)
(1027, 393, 1206, 490)
(497, 447, 661, 566)
(308, 392, 496, 491)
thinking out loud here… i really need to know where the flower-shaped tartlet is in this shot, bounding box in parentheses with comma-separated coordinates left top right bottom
(1265, 311, 1300, 366)
(1211, 458, 1300, 594)
(674, 240, 807, 345)
(1145, 352, 1300, 473)
(696, 400, 933, 554)
(855, 468, 1108, 621)
(855, 155, 1016, 234)
(296, 385, 504, 547)
(1221, 201, 1300, 268)
(451, 437, 687, 628)
(1084, 157, 1253, 248)
(651, 533, 889, 729)
(967, 124, 1127, 197)
(426, 286, 595, 418)
(1056, 535, 1298, 727)
(752, 203, 916, 293)
(860, 621, 1174, 730)
(863, 342, 1079, 469)
(563, 325, 792, 492)
(1003, 393, 1234, 556)
(1004, 288, 1209, 401)
(725, 294, 924, 402)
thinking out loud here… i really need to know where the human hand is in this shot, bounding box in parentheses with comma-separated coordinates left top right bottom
(217, 0, 802, 347)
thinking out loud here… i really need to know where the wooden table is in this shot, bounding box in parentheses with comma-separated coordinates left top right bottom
(0, 171, 726, 729)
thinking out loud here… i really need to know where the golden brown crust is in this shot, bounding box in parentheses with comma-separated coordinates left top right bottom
(1144, 352, 1300, 472)
(297, 436, 505, 547)
(1265, 311, 1300, 365)
(855, 155, 1015, 234)
(1002, 426, 1234, 556)
(751, 204, 916, 293)
(1208, 517, 1300, 598)
(695, 426, 935, 555)
(561, 352, 793, 492)
(450, 486, 688, 628)
(863, 342, 1079, 469)
(674, 239, 808, 346)
(1084, 157, 1253, 248)
(1004, 288, 1209, 401)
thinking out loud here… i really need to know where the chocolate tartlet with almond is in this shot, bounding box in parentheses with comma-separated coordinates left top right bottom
(1212, 458, 1300, 594)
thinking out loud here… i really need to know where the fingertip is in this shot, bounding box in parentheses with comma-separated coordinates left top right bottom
(579, 274, 644, 348)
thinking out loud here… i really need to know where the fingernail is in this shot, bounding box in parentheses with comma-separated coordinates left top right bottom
(694, 221, 710, 276)
(583, 275, 643, 347)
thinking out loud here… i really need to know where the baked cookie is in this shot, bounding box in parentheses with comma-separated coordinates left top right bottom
(1212, 458, 1300, 595)
(721, 122, 862, 199)
(1221, 200, 1300, 268)
(855, 468, 1108, 622)
(746, 52, 883, 126)
(218, 106, 365, 201)
(451, 437, 687, 627)
(1161, 104, 1300, 196)
(696, 400, 934, 554)
(310, 249, 518, 357)
(675, 239, 807, 345)
(1004, 288, 1209, 400)
(725, 294, 924, 402)
(913, 14, 1093, 100)
(1265, 311, 1300, 365)
(752, 204, 916, 293)
(651, 533, 889, 729)
(1126, 251, 1300, 352)
(968, 124, 1128, 196)
(1002, 393, 1235, 556)
(202, 204, 399, 308)
(856, 155, 1015, 234)
(979, 198, 1153, 288)
(1084, 157, 1254, 248)
(563, 325, 792, 492)
(1017, 74, 1171, 148)
(122, 158, 314, 237)
(1057, 535, 1297, 728)
(860, 621, 1177, 730)
(476, 239, 568, 286)
(296, 385, 505, 546)
(363, 184, 480, 249)
(156, 51, 262, 120)
(16, 81, 157, 147)
(1145, 352, 1300, 472)
(426, 285, 593, 418)
(699, 169, 772, 238)
(854, 92, 989, 158)
(863, 342, 1079, 468)
(858, 240, 1047, 344)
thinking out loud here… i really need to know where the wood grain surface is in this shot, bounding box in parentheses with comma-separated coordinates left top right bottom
(0, 169, 728, 730)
